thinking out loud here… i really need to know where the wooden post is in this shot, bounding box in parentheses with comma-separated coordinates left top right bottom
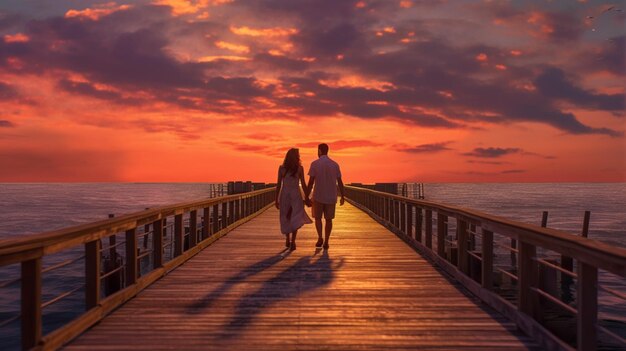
(174, 214, 183, 257)
(482, 229, 493, 289)
(457, 220, 468, 274)
(202, 207, 210, 240)
(85, 239, 101, 309)
(212, 204, 219, 234)
(21, 257, 42, 350)
(425, 210, 432, 249)
(518, 241, 538, 319)
(384, 198, 389, 222)
(189, 210, 198, 247)
(581, 211, 590, 238)
(153, 219, 163, 268)
(229, 201, 234, 226)
(406, 204, 413, 239)
(577, 262, 597, 351)
(108, 214, 116, 263)
(143, 208, 150, 249)
(415, 208, 422, 242)
(394, 201, 400, 229)
(222, 202, 228, 229)
(234, 199, 240, 222)
(400, 202, 406, 234)
(437, 213, 446, 257)
(125, 228, 137, 285)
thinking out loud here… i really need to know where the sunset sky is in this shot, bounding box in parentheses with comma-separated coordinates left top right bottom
(0, 0, 624, 182)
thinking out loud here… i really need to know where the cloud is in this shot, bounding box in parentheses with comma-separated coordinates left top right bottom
(57, 79, 139, 104)
(0, 120, 15, 127)
(501, 169, 525, 174)
(0, 1, 621, 138)
(534, 67, 624, 111)
(0, 81, 18, 100)
(396, 142, 453, 153)
(295, 139, 382, 151)
(463, 147, 521, 158)
(0, 147, 126, 181)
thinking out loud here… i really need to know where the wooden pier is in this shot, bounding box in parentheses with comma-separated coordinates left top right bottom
(67, 203, 537, 350)
(0, 186, 625, 350)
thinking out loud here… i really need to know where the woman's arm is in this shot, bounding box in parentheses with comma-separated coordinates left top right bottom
(299, 166, 307, 195)
(275, 166, 283, 209)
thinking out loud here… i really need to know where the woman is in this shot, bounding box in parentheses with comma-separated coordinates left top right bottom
(275, 148, 312, 250)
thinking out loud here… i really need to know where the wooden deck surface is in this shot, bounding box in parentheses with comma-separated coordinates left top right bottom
(66, 203, 538, 350)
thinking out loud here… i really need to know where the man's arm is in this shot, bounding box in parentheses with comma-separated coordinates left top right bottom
(306, 176, 315, 199)
(337, 177, 345, 206)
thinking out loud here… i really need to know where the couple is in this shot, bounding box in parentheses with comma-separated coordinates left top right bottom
(275, 143, 345, 251)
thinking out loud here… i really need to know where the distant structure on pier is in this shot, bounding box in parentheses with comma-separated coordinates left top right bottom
(227, 181, 274, 195)
(350, 182, 425, 199)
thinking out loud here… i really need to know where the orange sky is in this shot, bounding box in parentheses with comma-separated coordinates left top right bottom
(0, 0, 624, 182)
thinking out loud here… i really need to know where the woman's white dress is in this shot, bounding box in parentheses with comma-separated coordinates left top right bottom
(279, 166, 312, 235)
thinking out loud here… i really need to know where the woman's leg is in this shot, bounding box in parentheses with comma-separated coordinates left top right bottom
(285, 233, 290, 247)
(290, 229, 298, 250)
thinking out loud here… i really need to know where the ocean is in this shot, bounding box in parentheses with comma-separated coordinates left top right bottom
(0, 183, 624, 348)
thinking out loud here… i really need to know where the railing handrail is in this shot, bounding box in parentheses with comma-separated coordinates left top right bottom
(345, 185, 626, 351)
(0, 187, 276, 266)
(345, 186, 626, 277)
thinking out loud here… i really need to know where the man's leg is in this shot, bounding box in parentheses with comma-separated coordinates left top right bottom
(324, 219, 332, 247)
(313, 201, 324, 247)
(315, 218, 323, 246)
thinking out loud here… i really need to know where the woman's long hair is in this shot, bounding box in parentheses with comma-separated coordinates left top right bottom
(283, 148, 301, 176)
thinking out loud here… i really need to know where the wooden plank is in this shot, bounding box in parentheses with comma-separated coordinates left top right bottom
(68, 203, 537, 351)
(21, 257, 42, 350)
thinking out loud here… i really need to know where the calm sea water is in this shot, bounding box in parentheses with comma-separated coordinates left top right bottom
(0, 183, 624, 348)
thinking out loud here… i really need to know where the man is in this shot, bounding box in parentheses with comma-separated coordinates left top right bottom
(306, 143, 345, 250)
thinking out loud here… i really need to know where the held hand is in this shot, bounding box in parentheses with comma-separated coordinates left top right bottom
(275, 200, 279, 209)
(304, 198, 313, 207)
(340, 196, 345, 206)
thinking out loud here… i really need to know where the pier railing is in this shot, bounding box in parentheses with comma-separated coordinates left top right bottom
(345, 186, 626, 351)
(0, 187, 276, 350)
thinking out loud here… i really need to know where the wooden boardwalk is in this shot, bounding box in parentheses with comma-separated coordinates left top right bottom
(67, 203, 539, 350)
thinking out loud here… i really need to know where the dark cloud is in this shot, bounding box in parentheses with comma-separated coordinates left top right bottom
(396, 142, 453, 153)
(254, 53, 310, 71)
(534, 67, 624, 111)
(0, 2, 621, 137)
(294, 22, 365, 57)
(0, 119, 15, 127)
(463, 147, 521, 158)
(57, 79, 136, 104)
(0, 81, 18, 100)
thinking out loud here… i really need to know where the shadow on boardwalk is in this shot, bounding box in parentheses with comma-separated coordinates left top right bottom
(189, 248, 344, 339)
